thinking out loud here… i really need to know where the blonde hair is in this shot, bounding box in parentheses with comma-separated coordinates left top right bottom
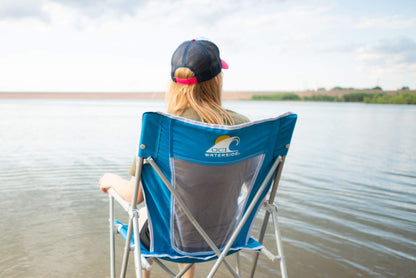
(166, 67, 235, 125)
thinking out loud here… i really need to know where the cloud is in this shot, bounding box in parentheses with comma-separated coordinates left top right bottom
(51, 0, 147, 18)
(0, 0, 50, 22)
(355, 15, 416, 30)
(321, 37, 416, 71)
(0, 0, 149, 22)
(313, 36, 416, 89)
(356, 37, 416, 71)
(355, 38, 416, 89)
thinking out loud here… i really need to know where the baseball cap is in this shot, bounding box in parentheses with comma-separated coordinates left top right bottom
(171, 39, 229, 85)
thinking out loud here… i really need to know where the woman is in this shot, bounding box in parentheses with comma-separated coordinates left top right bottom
(99, 39, 249, 278)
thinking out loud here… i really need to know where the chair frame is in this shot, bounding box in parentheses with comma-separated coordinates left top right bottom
(106, 111, 295, 278)
(108, 153, 288, 278)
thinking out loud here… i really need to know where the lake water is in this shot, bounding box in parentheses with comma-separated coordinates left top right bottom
(0, 99, 415, 277)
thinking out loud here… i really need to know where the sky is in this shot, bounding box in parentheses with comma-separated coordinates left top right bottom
(0, 0, 415, 92)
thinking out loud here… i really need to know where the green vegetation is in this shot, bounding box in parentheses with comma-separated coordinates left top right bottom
(364, 92, 416, 104)
(331, 86, 383, 91)
(251, 91, 416, 105)
(302, 94, 340, 102)
(342, 92, 375, 102)
(252, 93, 301, 101)
(331, 86, 356, 90)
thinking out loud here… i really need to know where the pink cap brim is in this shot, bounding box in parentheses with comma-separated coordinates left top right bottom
(221, 59, 229, 69)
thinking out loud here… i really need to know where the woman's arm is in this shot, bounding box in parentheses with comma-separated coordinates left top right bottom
(99, 173, 144, 203)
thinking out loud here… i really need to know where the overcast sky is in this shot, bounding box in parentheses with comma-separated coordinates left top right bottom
(0, 0, 415, 92)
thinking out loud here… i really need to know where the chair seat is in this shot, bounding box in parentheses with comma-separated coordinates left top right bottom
(115, 220, 263, 263)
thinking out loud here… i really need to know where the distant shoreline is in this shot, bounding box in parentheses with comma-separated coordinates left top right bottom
(251, 90, 416, 104)
(0, 92, 255, 100)
(0, 90, 401, 101)
(0, 92, 167, 100)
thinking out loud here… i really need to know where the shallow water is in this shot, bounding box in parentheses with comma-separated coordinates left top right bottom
(0, 99, 415, 277)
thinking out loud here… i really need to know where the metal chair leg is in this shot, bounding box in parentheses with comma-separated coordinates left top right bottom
(120, 216, 133, 278)
(236, 253, 241, 275)
(271, 205, 287, 278)
(109, 195, 116, 278)
(131, 209, 143, 278)
(175, 263, 195, 278)
(154, 258, 176, 276)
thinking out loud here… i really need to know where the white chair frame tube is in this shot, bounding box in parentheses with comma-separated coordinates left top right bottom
(175, 263, 195, 278)
(109, 188, 130, 212)
(153, 258, 176, 276)
(261, 247, 281, 261)
(109, 195, 116, 278)
(271, 204, 287, 278)
(236, 253, 241, 275)
(108, 188, 152, 274)
(132, 209, 142, 277)
(153, 253, 194, 278)
(119, 157, 145, 278)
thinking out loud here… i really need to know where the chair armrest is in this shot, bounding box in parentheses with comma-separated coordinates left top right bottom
(108, 188, 131, 212)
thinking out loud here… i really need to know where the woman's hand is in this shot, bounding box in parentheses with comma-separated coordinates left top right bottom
(99, 173, 123, 194)
(98, 174, 143, 203)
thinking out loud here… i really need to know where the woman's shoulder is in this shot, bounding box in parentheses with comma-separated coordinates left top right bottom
(180, 107, 249, 125)
(181, 107, 202, 121)
(225, 109, 250, 125)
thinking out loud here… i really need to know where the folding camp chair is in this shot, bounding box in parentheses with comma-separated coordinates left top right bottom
(107, 111, 297, 278)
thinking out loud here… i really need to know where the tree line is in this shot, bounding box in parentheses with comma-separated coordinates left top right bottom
(251, 91, 416, 105)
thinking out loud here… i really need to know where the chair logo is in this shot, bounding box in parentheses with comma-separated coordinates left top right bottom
(205, 135, 240, 158)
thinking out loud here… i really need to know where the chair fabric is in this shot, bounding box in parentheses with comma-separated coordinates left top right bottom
(131, 111, 297, 263)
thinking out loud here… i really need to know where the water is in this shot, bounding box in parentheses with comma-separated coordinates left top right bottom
(0, 99, 415, 277)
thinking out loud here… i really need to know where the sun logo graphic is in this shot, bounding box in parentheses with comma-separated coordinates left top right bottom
(205, 135, 240, 158)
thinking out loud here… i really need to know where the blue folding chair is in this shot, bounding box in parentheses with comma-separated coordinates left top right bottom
(107, 111, 297, 277)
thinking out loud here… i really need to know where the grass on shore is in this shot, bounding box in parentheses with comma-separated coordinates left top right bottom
(251, 91, 416, 104)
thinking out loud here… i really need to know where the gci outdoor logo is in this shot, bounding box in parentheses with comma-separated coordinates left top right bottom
(205, 135, 240, 158)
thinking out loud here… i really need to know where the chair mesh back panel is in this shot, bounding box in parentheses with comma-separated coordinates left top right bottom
(171, 155, 264, 253)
